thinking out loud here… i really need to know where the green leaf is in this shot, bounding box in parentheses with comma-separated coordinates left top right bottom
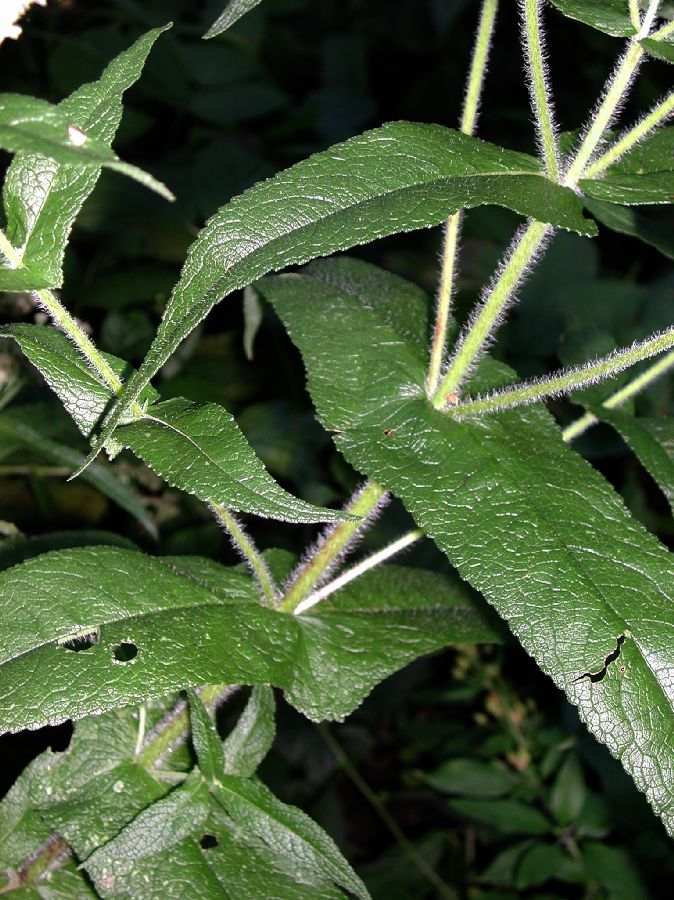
(581, 128, 674, 205)
(449, 798, 552, 835)
(425, 759, 516, 798)
(588, 407, 674, 514)
(188, 689, 226, 786)
(549, 0, 635, 36)
(0, 410, 157, 538)
(0, 547, 501, 731)
(584, 197, 674, 259)
(549, 754, 586, 826)
(93, 122, 596, 457)
(641, 36, 674, 64)
(116, 397, 353, 524)
(0, 324, 158, 441)
(85, 771, 213, 887)
(0, 93, 172, 200)
(514, 843, 569, 889)
(264, 268, 674, 836)
(204, 0, 265, 38)
(0, 529, 136, 572)
(582, 842, 650, 900)
(211, 775, 370, 900)
(1, 26, 170, 292)
(222, 686, 276, 777)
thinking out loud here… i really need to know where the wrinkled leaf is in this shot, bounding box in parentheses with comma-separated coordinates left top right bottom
(1, 27, 170, 291)
(0, 547, 501, 731)
(188, 689, 226, 786)
(211, 775, 370, 900)
(641, 35, 674, 64)
(93, 122, 596, 456)
(116, 397, 352, 524)
(549, 0, 635, 36)
(222, 685, 276, 777)
(581, 128, 674, 205)
(265, 267, 674, 835)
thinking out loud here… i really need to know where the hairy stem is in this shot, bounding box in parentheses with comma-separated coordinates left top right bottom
(521, 0, 560, 180)
(427, 0, 498, 395)
(432, 220, 551, 407)
(136, 684, 238, 768)
(564, 39, 645, 185)
(651, 18, 674, 40)
(584, 88, 674, 179)
(562, 348, 674, 442)
(211, 503, 277, 607)
(319, 726, 457, 900)
(0, 227, 145, 419)
(628, 0, 641, 30)
(277, 481, 388, 613)
(450, 327, 674, 416)
(294, 529, 424, 615)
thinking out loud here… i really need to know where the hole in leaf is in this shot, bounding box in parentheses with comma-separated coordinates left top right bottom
(58, 630, 99, 653)
(572, 633, 629, 684)
(199, 834, 218, 849)
(112, 641, 138, 663)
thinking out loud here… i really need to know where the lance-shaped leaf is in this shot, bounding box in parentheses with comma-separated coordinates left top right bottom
(0, 26, 170, 292)
(0, 410, 157, 538)
(204, 0, 265, 37)
(263, 268, 674, 837)
(549, 0, 635, 36)
(188, 690, 227, 786)
(641, 36, 674, 64)
(222, 685, 275, 777)
(210, 775, 370, 900)
(588, 406, 674, 514)
(91, 122, 596, 458)
(0, 547, 501, 731)
(1, 323, 158, 442)
(116, 397, 353, 524)
(580, 128, 674, 205)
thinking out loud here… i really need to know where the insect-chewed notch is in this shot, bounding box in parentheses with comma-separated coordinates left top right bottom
(57, 627, 100, 653)
(572, 632, 631, 684)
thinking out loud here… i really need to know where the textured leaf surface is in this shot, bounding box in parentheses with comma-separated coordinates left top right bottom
(584, 197, 674, 259)
(95, 122, 595, 454)
(205, 0, 264, 37)
(641, 36, 674, 63)
(549, 0, 635, 36)
(0, 411, 157, 537)
(117, 397, 352, 523)
(222, 685, 276, 777)
(590, 407, 674, 514)
(1, 324, 158, 439)
(581, 129, 674, 205)
(0, 547, 501, 731)
(211, 775, 370, 900)
(188, 690, 227, 786)
(265, 268, 674, 835)
(0, 27, 169, 291)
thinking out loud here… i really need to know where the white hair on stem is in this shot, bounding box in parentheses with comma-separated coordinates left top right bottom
(281, 482, 391, 596)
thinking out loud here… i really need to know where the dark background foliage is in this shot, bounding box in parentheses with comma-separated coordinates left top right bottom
(0, 0, 672, 896)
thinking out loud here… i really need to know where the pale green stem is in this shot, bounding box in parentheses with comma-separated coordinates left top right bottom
(584, 88, 674, 179)
(294, 529, 424, 615)
(277, 480, 388, 613)
(564, 40, 645, 186)
(211, 503, 277, 607)
(562, 348, 674, 442)
(427, 0, 498, 395)
(640, 0, 662, 35)
(319, 726, 457, 900)
(522, 0, 560, 180)
(628, 0, 641, 30)
(432, 220, 551, 408)
(651, 18, 674, 39)
(0, 227, 145, 417)
(451, 327, 674, 417)
(136, 684, 236, 767)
